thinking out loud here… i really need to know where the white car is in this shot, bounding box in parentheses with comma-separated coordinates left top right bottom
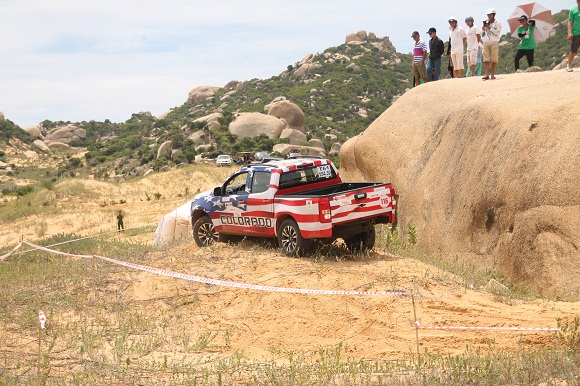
(215, 155, 232, 166)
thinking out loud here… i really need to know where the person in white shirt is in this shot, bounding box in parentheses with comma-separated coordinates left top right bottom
(465, 16, 482, 77)
(481, 8, 502, 80)
(446, 17, 467, 78)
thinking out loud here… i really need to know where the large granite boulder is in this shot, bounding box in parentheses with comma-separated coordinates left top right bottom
(45, 125, 86, 144)
(340, 70, 580, 296)
(229, 112, 285, 140)
(157, 141, 172, 159)
(33, 140, 51, 154)
(188, 86, 220, 104)
(279, 128, 307, 145)
(24, 126, 43, 139)
(273, 144, 326, 157)
(267, 100, 306, 132)
(193, 112, 222, 131)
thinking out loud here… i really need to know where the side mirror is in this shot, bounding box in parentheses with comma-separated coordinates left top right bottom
(213, 186, 222, 196)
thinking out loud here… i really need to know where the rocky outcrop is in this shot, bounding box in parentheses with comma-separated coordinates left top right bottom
(157, 141, 172, 159)
(273, 144, 326, 157)
(193, 112, 222, 131)
(229, 112, 285, 140)
(279, 128, 307, 145)
(48, 142, 71, 150)
(189, 131, 208, 146)
(45, 125, 86, 144)
(24, 126, 43, 139)
(308, 138, 325, 150)
(267, 100, 306, 132)
(33, 140, 50, 154)
(188, 86, 220, 104)
(0, 160, 8, 169)
(340, 70, 580, 296)
(0, 112, 4, 121)
(329, 143, 341, 155)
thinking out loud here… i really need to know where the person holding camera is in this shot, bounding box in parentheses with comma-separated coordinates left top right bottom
(447, 17, 467, 78)
(515, 15, 536, 71)
(566, 0, 580, 72)
(481, 8, 502, 80)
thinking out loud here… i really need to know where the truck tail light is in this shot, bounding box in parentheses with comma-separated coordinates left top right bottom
(319, 200, 332, 223)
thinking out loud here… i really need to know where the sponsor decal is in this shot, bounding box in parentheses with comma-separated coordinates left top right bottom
(220, 215, 273, 228)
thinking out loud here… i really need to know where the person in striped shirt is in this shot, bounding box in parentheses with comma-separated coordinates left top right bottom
(411, 31, 428, 86)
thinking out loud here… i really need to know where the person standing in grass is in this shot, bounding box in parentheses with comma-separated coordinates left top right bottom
(515, 15, 536, 71)
(566, 0, 580, 71)
(117, 210, 125, 232)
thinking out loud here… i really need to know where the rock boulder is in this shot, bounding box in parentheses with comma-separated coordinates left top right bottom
(229, 113, 285, 140)
(340, 70, 580, 296)
(188, 86, 220, 104)
(267, 100, 306, 132)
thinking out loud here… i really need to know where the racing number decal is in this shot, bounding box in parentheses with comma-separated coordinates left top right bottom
(317, 165, 332, 178)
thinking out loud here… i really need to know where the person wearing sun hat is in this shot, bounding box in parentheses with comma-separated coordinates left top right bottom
(481, 7, 502, 80)
(514, 15, 536, 72)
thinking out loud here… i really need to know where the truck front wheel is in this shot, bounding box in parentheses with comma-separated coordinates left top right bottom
(278, 219, 312, 257)
(193, 216, 218, 247)
(345, 226, 376, 253)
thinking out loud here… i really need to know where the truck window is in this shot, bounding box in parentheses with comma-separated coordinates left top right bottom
(223, 172, 249, 195)
(279, 164, 336, 189)
(251, 171, 270, 193)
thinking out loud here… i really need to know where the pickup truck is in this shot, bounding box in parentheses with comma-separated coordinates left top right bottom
(190, 157, 397, 256)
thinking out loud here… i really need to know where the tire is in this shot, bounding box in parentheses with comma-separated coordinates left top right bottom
(278, 219, 312, 257)
(345, 226, 376, 253)
(193, 216, 218, 247)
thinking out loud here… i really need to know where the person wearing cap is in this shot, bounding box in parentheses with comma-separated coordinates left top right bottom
(566, 0, 580, 72)
(446, 17, 467, 78)
(481, 8, 502, 80)
(426, 27, 445, 81)
(514, 15, 536, 72)
(411, 31, 428, 86)
(465, 16, 482, 77)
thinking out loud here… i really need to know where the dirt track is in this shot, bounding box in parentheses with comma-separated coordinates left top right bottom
(1, 166, 579, 363)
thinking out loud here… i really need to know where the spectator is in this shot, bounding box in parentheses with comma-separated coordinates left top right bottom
(515, 15, 536, 71)
(426, 27, 445, 81)
(466, 42, 484, 76)
(566, 0, 580, 72)
(411, 31, 428, 86)
(465, 16, 482, 77)
(447, 17, 467, 78)
(481, 8, 502, 80)
(117, 210, 124, 232)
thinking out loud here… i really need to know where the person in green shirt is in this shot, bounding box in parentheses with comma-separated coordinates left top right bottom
(514, 15, 536, 71)
(566, 0, 580, 72)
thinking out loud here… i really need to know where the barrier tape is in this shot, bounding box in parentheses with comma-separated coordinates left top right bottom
(415, 321, 560, 332)
(22, 241, 410, 297)
(0, 242, 22, 261)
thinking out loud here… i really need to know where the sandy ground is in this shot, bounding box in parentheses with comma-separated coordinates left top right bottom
(1, 165, 579, 364)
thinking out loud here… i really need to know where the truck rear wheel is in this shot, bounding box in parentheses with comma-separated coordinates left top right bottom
(193, 216, 218, 247)
(278, 219, 312, 257)
(345, 226, 376, 253)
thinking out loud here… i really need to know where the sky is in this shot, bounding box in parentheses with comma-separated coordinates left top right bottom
(0, 0, 572, 129)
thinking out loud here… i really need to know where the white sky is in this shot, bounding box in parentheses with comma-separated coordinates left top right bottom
(0, 0, 572, 129)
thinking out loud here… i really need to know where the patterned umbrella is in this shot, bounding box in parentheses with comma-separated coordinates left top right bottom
(508, 2, 554, 43)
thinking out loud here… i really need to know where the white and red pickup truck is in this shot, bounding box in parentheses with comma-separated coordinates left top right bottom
(190, 157, 397, 256)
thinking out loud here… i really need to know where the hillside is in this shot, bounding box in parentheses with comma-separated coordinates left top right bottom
(0, 10, 571, 185)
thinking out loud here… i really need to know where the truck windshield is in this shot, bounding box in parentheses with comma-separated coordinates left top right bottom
(279, 164, 335, 189)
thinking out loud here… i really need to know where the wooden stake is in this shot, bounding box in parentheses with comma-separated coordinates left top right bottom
(411, 294, 420, 359)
